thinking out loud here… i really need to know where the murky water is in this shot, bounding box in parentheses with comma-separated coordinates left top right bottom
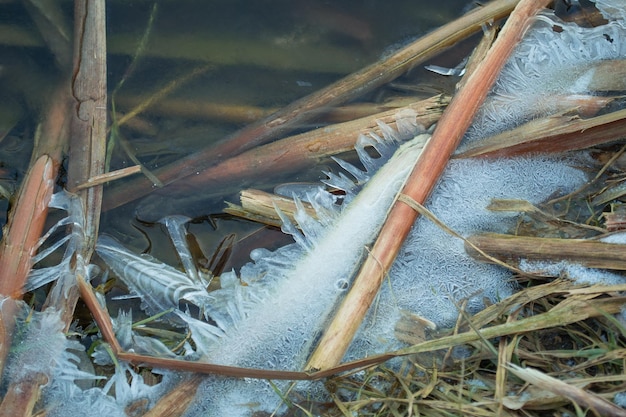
(0, 0, 472, 271)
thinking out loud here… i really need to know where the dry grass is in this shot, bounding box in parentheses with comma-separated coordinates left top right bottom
(323, 280, 626, 416)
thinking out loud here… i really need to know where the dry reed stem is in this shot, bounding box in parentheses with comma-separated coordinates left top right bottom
(0, 373, 49, 417)
(141, 375, 204, 417)
(456, 107, 626, 158)
(0, 155, 54, 385)
(225, 188, 317, 227)
(466, 233, 626, 270)
(103, 0, 520, 211)
(306, 0, 551, 371)
(0, 155, 55, 297)
(66, 0, 107, 252)
(0, 1, 107, 414)
(44, 0, 107, 327)
(506, 364, 626, 417)
(74, 165, 142, 190)
(123, 95, 447, 211)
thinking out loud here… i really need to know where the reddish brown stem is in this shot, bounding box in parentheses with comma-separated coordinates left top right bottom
(0, 155, 55, 297)
(0, 155, 55, 386)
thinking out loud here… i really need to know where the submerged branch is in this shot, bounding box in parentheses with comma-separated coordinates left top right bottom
(124, 94, 447, 218)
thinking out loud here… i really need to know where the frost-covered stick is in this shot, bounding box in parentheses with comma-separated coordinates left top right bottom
(0, 156, 55, 297)
(306, 0, 552, 371)
(76, 269, 397, 379)
(103, 0, 521, 211)
(466, 233, 626, 271)
(0, 371, 49, 417)
(0, 156, 55, 383)
(45, 0, 107, 323)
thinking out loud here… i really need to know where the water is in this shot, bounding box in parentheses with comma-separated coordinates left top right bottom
(0, 0, 471, 268)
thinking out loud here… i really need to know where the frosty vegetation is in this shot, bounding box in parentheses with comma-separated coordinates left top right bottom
(5, 1, 625, 416)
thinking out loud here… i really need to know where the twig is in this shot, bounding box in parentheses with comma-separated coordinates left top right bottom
(306, 0, 551, 371)
(66, 0, 107, 252)
(74, 165, 142, 190)
(103, 0, 521, 211)
(224, 189, 317, 228)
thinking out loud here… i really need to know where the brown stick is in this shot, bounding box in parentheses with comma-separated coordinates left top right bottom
(115, 95, 447, 216)
(66, 0, 107, 251)
(0, 156, 55, 297)
(455, 107, 626, 158)
(225, 189, 317, 228)
(103, 0, 521, 211)
(44, 0, 107, 324)
(466, 233, 626, 271)
(306, 0, 551, 371)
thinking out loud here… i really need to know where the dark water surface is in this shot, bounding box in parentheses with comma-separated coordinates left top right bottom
(0, 0, 472, 270)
